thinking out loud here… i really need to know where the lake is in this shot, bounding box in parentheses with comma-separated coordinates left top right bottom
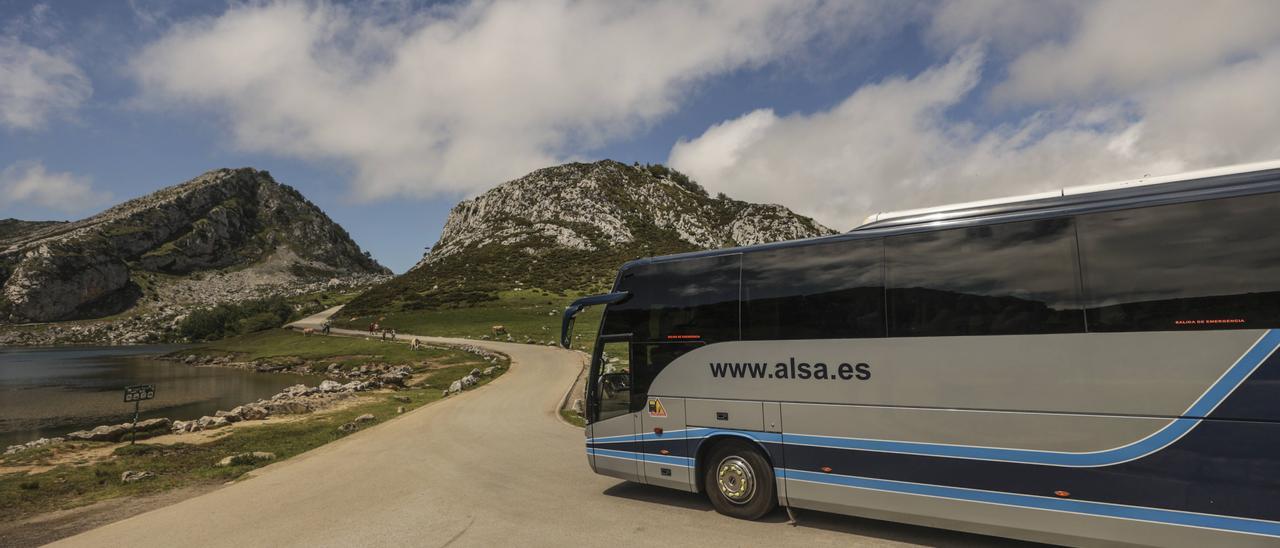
(0, 345, 322, 448)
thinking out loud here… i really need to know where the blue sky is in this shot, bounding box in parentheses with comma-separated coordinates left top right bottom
(4, 1, 1280, 272)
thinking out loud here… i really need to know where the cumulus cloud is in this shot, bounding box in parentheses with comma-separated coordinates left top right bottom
(0, 162, 110, 213)
(131, 0, 884, 200)
(0, 37, 91, 130)
(992, 0, 1280, 104)
(671, 1, 1280, 230)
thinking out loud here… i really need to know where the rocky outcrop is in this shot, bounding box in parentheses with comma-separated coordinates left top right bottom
(64, 418, 172, 442)
(0, 168, 389, 324)
(346, 160, 834, 313)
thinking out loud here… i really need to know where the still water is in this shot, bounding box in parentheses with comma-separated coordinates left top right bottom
(0, 345, 321, 447)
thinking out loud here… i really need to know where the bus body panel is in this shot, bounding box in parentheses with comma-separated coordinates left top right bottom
(639, 397, 694, 492)
(648, 331, 1266, 419)
(779, 402, 1174, 454)
(588, 412, 643, 483)
(685, 398, 764, 431)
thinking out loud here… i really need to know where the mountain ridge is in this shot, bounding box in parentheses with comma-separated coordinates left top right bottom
(0, 168, 389, 331)
(345, 160, 834, 315)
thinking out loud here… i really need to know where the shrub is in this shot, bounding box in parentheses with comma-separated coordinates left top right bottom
(179, 296, 295, 341)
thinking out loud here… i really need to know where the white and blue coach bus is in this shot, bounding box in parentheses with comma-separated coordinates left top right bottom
(560, 160, 1280, 547)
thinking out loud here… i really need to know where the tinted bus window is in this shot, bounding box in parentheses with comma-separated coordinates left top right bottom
(886, 218, 1085, 336)
(602, 254, 740, 342)
(1077, 193, 1280, 331)
(742, 239, 885, 340)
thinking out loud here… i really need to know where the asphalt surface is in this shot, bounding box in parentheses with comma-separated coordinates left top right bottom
(52, 307, 1034, 547)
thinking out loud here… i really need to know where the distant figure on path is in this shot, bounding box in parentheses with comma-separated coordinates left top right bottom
(390, 329, 397, 341)
(322, 320, 331, 336)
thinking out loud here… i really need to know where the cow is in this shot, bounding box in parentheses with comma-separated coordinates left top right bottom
(491, 325, 508, 336)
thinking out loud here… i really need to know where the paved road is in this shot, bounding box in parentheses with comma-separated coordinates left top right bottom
(53, 308, 1032, 547)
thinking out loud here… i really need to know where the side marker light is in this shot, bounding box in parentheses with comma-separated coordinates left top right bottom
(1054, 490, 1071, 498)
(820, 466, 833, 473)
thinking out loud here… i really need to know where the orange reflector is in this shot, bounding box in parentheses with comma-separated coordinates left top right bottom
(1054, 490, 1071, 498)
(820, 466, 833, 473)
(659, 449, 670, 455)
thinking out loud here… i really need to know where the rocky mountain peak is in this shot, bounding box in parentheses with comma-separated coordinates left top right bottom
(0, 168, 389, 323)
(347, 160, 834, 314)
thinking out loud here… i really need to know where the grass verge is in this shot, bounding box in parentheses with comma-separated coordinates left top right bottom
(334, 290, 605, 353)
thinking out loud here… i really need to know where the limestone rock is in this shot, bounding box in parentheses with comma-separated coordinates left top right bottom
(121, 470, 154, 483)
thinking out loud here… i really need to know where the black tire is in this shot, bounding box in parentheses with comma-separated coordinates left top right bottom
(703, 439, 777, 520)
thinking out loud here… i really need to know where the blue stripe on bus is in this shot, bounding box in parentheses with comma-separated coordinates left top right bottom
(588, 447, 693, 467)
(784, 468, 1280, 538)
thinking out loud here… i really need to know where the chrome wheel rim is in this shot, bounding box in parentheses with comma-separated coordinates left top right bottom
(716, 456, 756, 505)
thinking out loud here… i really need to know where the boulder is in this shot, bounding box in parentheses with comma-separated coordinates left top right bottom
(378, 373, 405, 387)
(338, 422, 360, 433)
(469, 368, 482, 377)
(282, 384, 310, 397)
(353, 414, 375, 424)
(392, 395, 411, 403)
(215, 409, 243, 423)
(216, 451, 276, 467)
(447, 380, 463, 395)
(196, 416, 230, 430)
(121, 470, 154, 483)
(65, 423, 130, 442)
(460, 374, 478, 389)
(233, 405, 270, 421)
(396, 406, 405, 414)
(482, 366, 497, 376)
(3, 437, 64, 455)
(318, 380, 343, 392)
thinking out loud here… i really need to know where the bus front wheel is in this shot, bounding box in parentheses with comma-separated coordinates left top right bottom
(703, 439, 777, 520)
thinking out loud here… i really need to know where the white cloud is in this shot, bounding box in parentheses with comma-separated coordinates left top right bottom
(670, 37, 1280, 230)
(132, 0, 886, 200)
(0, 162, 110, 213)
(925, 0, 1080, 55)
(993, 0, 1280, 104)
(0, 37, 91, 130)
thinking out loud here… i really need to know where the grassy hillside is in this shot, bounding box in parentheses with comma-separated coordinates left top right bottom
(335, 290, 604, 353)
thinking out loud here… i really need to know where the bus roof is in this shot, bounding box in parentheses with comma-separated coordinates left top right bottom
(858, 158, 1280, 230)
(618, 158, 1280, 273)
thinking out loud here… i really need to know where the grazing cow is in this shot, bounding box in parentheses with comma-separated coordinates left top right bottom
(302, 328, 316, 337)
(492, 325, 508, 336)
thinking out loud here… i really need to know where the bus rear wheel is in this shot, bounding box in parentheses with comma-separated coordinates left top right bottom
(703, 439, 777, 520)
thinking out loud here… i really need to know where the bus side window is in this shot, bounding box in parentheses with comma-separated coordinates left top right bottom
(742, 238, 885, 340)
(604, 255, 740, 343)
(1077, 192, 1280, 331)
(886, 217, 1085, 337)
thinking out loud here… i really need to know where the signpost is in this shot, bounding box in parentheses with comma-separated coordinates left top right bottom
(123, 384, 155, 445)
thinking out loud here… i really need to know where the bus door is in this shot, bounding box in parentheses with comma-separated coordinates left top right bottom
(635, 342, 703, 492)
(586, 336, 643, 482)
